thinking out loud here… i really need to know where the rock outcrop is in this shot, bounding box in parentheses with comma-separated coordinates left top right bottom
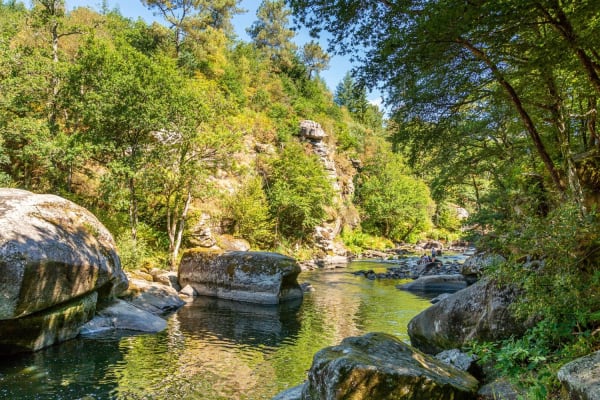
(178, 249, 303, 304)
(460, 252, 506, 284)
(558, 350, 600, 400)
(0, 189, 127, 353)
(298, 120, 354, 266)
(408, 279, 530, 355)
(300, 332, 479, 399)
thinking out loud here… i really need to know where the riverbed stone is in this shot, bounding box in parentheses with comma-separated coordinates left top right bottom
(477, 378, 522, 400)
(271, 384, 305, 400)
(397, 274, 468, 294)
(460, 252, 505, 284)
(0, 188, 127, 320)
(0, 291, 97, 354)
(557, 350, 600, 400)
(178, 249, 303, 304)
(120, 277, 185, 316)
(302, 332, 479, 400)
(79, 299, 167, 335)
(408, 279, 530, 354)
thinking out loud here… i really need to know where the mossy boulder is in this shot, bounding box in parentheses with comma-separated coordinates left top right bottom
(0, 189, 127, 319)
(558, 350, 600, 400)
(0, 291, 97, 354)
(408, 279, 530, 354)
(0, 189, 127, 353)
(178, 249, 303, 304)
(302, 332, 479, 399)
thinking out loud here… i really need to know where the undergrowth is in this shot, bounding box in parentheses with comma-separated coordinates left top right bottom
(469, 204, 600, 399)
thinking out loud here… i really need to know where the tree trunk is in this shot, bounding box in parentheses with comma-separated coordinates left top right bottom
(544, 72, 587, 214)
(170, 189, 192, 271)
(128, 176, 138, 241)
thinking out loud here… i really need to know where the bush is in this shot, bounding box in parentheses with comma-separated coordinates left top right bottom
(472, 204, 600, 398)
(264, 142, 335, 242)
(223, 176, 274, 249)
(341, 229, 394, 254)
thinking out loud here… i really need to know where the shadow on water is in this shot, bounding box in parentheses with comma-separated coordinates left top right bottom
(177, 296, 303, 348)
(0, 334, 126, 399)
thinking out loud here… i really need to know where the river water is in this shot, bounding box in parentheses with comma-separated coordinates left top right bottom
(0, 260, 438, 400)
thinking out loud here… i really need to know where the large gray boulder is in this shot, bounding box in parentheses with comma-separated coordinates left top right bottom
(460, 252, 505, 284)
(558, 350, 600, 400)
(408, 279, 530, 354)
(179, 249, 303, 304)
(301, 332, 479, 399)
(0, 189, 128, 353)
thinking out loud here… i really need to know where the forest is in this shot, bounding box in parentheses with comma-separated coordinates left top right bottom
(0, 0, 599, 397)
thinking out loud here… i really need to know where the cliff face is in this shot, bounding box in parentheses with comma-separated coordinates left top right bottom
(187, 119, 359, 264)
(298, 120, 358, 265)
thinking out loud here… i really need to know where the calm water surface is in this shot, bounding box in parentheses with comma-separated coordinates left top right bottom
(0, 260, 436, 399)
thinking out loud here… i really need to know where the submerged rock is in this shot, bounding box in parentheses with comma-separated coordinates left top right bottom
(397, 274, 468, 294)
(178, 249, 303, 304)
(408, 279, 530, 355)
(558, 350, 600, 400)
(301, 332, 479, 399)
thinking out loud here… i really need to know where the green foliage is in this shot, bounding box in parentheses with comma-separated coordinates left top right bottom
(248, 0, 297, 71)
(115, 224, 168, 271)
(264, 142, 335, 242)
(355, 151, 434, 243)
(340, 229, 394, 254)
(468, 203, 600, 397)
(224, 176, 274, 249)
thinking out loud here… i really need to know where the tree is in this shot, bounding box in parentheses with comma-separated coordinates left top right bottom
(300, 40, 329, 78)
(143, 76, 241, 269)
(335, 72, 368, 121)
(248, 0, 297, 71)
(287, 0, 600, 211)
(141, 0, 240, 58)
(65, 38, 176, 242)
(225, 176, 274, 249)
(355, 151, 434, 243)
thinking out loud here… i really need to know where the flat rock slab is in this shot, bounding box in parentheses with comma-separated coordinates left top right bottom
(179, 250, 303, 304)
(80, 299, 167, 335)
(397, 274, 467, 294)
(558, 350, 600, 400)
(121, 277, 185, 316)
(302, 332, 479, 400)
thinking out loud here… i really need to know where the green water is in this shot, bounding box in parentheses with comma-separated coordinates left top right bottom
(0, 261, 434, 399)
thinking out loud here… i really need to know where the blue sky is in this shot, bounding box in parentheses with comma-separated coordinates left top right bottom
(63, 0, 368, 100)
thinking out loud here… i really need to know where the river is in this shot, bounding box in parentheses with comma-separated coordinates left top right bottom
(0, 259, 438, 399)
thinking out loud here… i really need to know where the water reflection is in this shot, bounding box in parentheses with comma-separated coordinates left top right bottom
(177, 296, 302, 348)
(0, 260, 435, 399)
(0, 335, 125, 399)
